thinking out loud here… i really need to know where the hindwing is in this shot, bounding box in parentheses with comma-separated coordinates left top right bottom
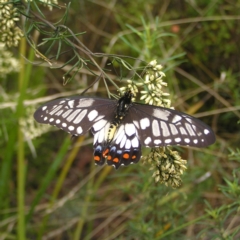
(92, 123, 141, 169)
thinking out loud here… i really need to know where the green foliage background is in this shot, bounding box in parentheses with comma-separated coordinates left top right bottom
(0, 0, 240, 239)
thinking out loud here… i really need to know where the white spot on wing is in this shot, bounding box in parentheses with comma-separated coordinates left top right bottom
(161, 122, 170, 137)
(68, 126, 74, 131)
(49, 105, 62, 115)
(152, 120, 160, 137)
(92, 119, 107, 131)
(113, 125, 125, 142)
(154, 139, 162, 145)
(62, 110, 73, 118)
(144, 137, 152, 145)
(179, 127, 187, 135)
(56, 119, 60, 124)
(185, 123, 196, 136)
(42, 106, 47, 111)
(125, 139, 131, 149)
(44, 117, 48, 121)
(67, 109, 81, 122)
(172, 115, 182, 123)
(73, 110, 87, 124)
(140, 118, 150, 129)
(120, 135, 127, 148)
(88, 110, 98, 121)
(97, 128, 105, 143)
(132, 137, 139, 147)
(77, 99, 95, 107)
(68, 100, 74, 108)
(152, 109, 170, 120)
(204, 129, 210, 135)
(165, 139, 172, 144)
(55, 110, 63, 116)
(193, 139, 198, 144)
(169, 124, 178, 135)
(184, 138, 190, 143)
(77, 126, 83, 134)
(115, 130, 124, 145)
(175, 137, 181, 142)
(49, 118, 54, 122)
(125, 123, 136, 136)
(62, 123, 67, 127)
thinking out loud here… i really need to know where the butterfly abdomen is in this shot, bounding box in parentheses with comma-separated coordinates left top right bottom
(107, 121, 119, 143)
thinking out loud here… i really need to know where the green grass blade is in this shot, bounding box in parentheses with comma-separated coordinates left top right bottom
(26, 136, 71, 224)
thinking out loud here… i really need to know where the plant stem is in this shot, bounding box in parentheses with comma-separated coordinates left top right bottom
(17, 37, 27, 240)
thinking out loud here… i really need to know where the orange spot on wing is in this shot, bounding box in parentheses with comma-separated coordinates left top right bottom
(123, 153, 130, 159)
(132, 155, 137, 159)
(113, 158, 119, 163)
(94, 156, 100, 161)
(107, 155, 112, 161)
(103, 149, 109, 157)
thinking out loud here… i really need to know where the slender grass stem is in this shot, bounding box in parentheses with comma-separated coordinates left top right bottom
(73, 158, 95, 240)
(17, 36, 27, 240)
(17, 34, 35, 239)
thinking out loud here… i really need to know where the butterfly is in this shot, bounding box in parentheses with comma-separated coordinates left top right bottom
(34, 90, 215, 169)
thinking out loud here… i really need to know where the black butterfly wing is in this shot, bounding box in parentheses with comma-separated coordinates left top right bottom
(127, 103, 215, 148)
(34, 96, 117, 136)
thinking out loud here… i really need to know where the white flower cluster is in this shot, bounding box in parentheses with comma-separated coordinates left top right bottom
(0, 43, 20, 77)
(0, 0, 23, 47)
(142, 147, 187, 188)
(19, 106, 52, 139)
(119, 60, 171, 107)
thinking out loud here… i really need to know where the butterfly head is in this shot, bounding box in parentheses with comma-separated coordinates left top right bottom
(123, 90, 134, 102)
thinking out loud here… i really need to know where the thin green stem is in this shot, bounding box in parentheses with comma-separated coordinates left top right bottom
(35, 137, 71, 239)
(17, 37, 27, 240)
(16, 34, 35, 240)
(52, 136, 85, 200)
(73, 160, 95, 240)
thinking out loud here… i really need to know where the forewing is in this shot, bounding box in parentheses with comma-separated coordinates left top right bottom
(129, 103, 215, 148)
(34, 96, 117, 136)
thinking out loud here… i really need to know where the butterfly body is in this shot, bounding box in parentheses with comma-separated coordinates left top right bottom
(34, 91, 215, 169)
(106, 91, 132, 143)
